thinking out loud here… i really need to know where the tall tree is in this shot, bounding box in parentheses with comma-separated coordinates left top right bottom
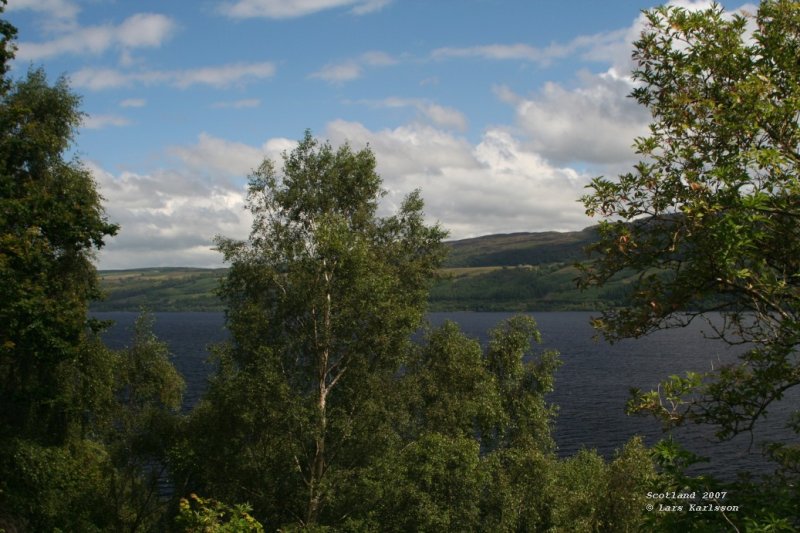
(0, 7, 185, 530)
(580, 1, 800, 521)
(0, 0, 117, 450)
(0, 66, 119, 443)
(189, 131, 447, 527)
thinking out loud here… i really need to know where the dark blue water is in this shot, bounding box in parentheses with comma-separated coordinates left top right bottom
(94, 311, 797, 480)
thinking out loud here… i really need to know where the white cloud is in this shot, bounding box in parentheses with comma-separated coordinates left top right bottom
(16, 13, 175, 61)
(482, 0, 758, 168)
(420, 103, 468, 132)
(18, 26, 112, 60)
(219, 0, 391, 19)
(91, 133, 302, 269)
(119, 98, 147, 108)
(350, 0, 391, 15)
(90, 161, 251, 269)
(172, 62, 276, 89)
(325, 121, 592, 238)
(492, 84, 522, 105)
(92, 119, 596, 268)
(368, 97, 468, 131)
(576, 1, 759, 76)
(501, 70, 649, 166)
(327, 119, 478, 177)
(6, 0, 80, 32)
(70, 68, 164, 91)
(311, 61, 362, 83)
(167, 133, 288, 179)
(311, 51, 396, 84)
(71, 62, 276, 91)
(430, 1, 747, 73)
(83, 114, 131, 129)
(431, 28, 628, 68)
(117, 13, 176, 48)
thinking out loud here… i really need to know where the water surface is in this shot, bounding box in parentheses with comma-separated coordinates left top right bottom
(95, 311, 796, 480)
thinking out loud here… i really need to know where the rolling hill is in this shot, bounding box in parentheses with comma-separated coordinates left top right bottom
(92, 227, 632, 312)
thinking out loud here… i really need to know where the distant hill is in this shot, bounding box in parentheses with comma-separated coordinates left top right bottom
(443, 227, 598, 268)
(93, 267, 227, 312)
(92, 227, 632, 312)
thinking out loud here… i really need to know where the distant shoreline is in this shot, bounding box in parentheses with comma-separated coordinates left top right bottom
(92, 228, 635, 312)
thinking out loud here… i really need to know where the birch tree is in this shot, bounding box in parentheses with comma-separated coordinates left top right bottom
(198, 131, 446, 527)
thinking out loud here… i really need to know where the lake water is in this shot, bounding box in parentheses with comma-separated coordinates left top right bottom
(94, 311, 797, 480)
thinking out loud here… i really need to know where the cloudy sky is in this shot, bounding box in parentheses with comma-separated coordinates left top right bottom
(6, 0, 752, 269)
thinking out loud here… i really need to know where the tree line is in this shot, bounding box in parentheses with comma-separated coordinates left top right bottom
(2, 1, 799, 531)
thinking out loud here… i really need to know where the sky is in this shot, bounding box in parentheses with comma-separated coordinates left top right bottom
(5, 0, 753, 269)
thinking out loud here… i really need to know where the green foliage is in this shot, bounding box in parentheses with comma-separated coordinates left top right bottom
(176, 132, 665, 531)
(175, 494, 264, 533)
(402, 321, 502, 439)
(581, 0, 800, 433)
(186, 131, 447, 527)
(327, 316, 561, 532)
(581, 1, 800, 528)
(0, 438, 112, 532)
(0, 64, 118, 443)
(485, 316, 560, 452)
(104, 312, 185, 532)
(0, 9, 187, 530)
(358, 432, 485, 533)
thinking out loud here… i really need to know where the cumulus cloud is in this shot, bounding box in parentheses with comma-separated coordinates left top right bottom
(92, 119, 596, 268)
(90, 161, 251, 269)
(117, 13, 175, 48)
(483, 0, 758, 169)
(16, 13, 175, 61)
(71, 62, 276, 91)
(325, 121, 592, 238)
(364, 97, 468, 131)
(219, 0, 391, 19)
(576, 0, 759, 76)
(166, 133, 293, 180)
(498, 71, 650, 166)
(310, 51, 397, 84)
(91, 133, 303, 268)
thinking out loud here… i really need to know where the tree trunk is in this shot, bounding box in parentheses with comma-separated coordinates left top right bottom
(306, 283, 332, 525)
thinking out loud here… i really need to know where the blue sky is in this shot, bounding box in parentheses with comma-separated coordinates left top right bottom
(5, 0, 752, 269)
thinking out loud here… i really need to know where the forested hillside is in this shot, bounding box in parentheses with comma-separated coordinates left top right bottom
(93, 228, 634, 312)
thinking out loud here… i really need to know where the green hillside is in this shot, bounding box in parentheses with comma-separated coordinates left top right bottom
(93, 228, 631, 312)
(93, 268, 227, 311)
(444, 227, 598, 268)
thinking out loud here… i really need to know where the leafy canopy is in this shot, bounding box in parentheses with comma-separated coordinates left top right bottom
(192, 131, 447, 527)
(580, 0, 800, 451)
